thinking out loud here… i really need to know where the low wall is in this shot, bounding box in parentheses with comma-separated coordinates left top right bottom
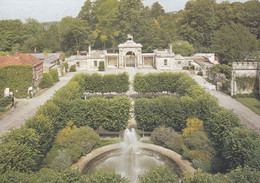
(71, 143, 195, 176)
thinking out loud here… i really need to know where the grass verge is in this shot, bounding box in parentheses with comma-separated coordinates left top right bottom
(235, 97, 260, 115)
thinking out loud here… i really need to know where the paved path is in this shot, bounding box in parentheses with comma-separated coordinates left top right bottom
(192, 75, 260, 133)
(208, 90, 260, 133)
(0, 72, 77, 135)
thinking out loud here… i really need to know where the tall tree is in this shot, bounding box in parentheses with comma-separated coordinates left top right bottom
(0, 20, 25, 51)
(211, 23, 258, 64)
(60, 17, 93, 51)
(77, 0, 93, 24)
(177, 0, 217, 52)
(150, 2, 165, 19)
(95, 0, 120, 51)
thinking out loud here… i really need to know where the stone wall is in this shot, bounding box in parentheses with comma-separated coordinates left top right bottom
(231, 62, 260, 96)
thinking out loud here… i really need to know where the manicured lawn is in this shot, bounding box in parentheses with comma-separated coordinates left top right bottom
(235, 97, 260, 116)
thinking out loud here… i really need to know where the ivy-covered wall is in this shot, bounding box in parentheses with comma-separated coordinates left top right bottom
(236, 75, 257, 92)
(0, 65, 33, 98)
(231, 62, 259, 96)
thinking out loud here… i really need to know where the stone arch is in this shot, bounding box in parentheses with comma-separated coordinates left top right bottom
(118, 35, 143, 68)
(125, 51, 136, 67)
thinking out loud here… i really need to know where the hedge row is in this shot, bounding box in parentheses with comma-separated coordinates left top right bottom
(135, 94, 219, 131)
(0, 65, 32, 98)
(57, 96, 131, 131)
(71, 72, 130, 94)
(133, 72, 198, 95)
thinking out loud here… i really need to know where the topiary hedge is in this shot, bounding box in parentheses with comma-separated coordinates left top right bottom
(98, 61, 105, 71)
(49, 69, 59, 83)
(0, 65, 32, 98)
(59, 96, 131, 131)
(71, 72, 130, 94)
(39, 73, 53, 89)
(133, 72, 198, 95)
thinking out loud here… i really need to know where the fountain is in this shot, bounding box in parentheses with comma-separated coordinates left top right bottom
(89, 128, 164, 182)
(73, 128, 195, 183)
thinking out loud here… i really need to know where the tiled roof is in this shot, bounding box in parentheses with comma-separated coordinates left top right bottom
(0, 53, 43, 68)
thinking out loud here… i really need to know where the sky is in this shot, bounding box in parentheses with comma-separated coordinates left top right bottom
(0, 0, 248, 23)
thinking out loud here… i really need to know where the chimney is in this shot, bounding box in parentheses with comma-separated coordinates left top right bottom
(77, 51, 80, 56)
(34, 48, 37, 54)
(44, 52, 48, 60)
(169, 44, 173, 53)
(88, 45, 91, 54)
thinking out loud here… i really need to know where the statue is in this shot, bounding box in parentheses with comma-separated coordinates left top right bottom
(127, 34, 133, 41)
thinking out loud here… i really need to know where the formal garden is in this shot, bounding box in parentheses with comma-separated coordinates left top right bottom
(0, 71, 259, 183)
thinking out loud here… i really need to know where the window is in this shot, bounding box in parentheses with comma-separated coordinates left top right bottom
(164, 59, 167, 66)
(178, 61, 181, 65)
(94, 61, 97, 67)
(76, 62, 80, 67)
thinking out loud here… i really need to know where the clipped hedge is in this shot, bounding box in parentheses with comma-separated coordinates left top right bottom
(60, 96, 131, 131)
(39, 73, 53, 89)
(0, 65, 32, 98)
(72, 72, 130, 94)
(49, 69, 59, 83)
(133, 72, 198, 95)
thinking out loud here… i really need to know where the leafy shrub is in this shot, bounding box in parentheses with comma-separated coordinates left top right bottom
(184, 131, 214, 156)
(211, 64, 232, 79)
(0, 127, 42, 173)
(36, 100, 61, 132)
(182, 118, 204, 137)
(49, 69, 59, 83)
(151, 126, 183, 153)
(197, 71, 203, 76)
(39, 73, 53, 89)
(51, 149, 72, 171)
(222, 127, 260, 171)
(0, 96, 11, 107)
(182, 169, 222, 183)
(98, 61, 105, 71)
(0, 65, 32, 98)
(0, 171, 30, 183)
(64, 62, 69, 72)
(69, 64, 76, 72)
(43, 123, 100, 169)
(86, 170, 129, 183)
(138, 166, 179, 183)
(204, 108, 241, 148)
(53, 81, 82, 103)
(25, 114, 55, 154)
(226, 166, 260, 183)
(32, 168, 87, 182)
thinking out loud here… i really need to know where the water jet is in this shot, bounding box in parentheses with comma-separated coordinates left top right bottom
(72, 128, 195, 182)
